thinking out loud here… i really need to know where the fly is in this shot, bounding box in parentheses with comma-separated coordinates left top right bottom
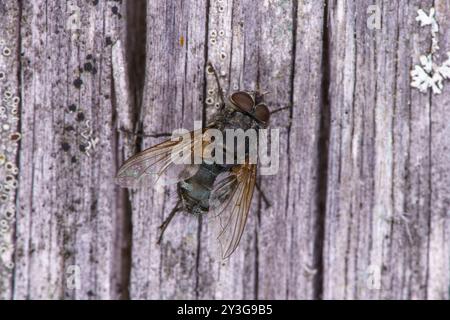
(116, 62, 283, 258)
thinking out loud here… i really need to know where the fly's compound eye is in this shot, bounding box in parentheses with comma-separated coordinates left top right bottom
(230, 91, 254, 113)
(254, 103, 270, 124)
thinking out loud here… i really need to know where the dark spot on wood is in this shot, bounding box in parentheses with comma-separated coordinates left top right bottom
(91, 67, 98, 75)
(61, 142, 71, 152)
(71, 156, 77, 163)
(112, 6, 119, 15)
(86, 54, 93, 60)
(65, 125, 75, 131)
(73, 77, 83, 89)
(79, 144, 87, 152)
(92, 0, 99, 5)
(105, 37, 113, 46)
(68, 104, 77, 112)
(76, 112, 85, 122)
(84, 62, 93, 72)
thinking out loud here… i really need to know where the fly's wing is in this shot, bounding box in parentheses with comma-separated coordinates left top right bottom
(115, 130, 203, 188)
(209, 161, 257, 259)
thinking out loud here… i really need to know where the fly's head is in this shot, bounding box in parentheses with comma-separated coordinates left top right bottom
(227, 90, 270, 129)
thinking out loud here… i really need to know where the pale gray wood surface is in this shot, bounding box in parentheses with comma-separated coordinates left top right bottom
(1, 0, 127, 299)
(323, 0, 449, 299)
(0, 0, 448, 300)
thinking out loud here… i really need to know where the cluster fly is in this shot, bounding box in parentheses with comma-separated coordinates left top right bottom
(116, 63, 286, 258)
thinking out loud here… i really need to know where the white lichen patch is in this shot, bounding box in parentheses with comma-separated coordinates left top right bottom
(416, 8, 438, 31)
(411, 8, 450, 94)
(411, 53, 450, 94)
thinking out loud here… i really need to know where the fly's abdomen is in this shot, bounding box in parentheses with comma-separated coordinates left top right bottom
(178, 163, 227, 215)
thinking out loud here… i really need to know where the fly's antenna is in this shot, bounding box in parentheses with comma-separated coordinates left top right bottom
(207, 61, 225, 107)
(270, 106, 291, 115)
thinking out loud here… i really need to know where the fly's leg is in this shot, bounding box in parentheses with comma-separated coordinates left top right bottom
(270, 106, 292, 115)
(157, 200, 183, 245)
(119, 128, 172, 138)
(256, 182, 271, 209)
(269, 106, 294, 129)
(207, 61, 225, 108)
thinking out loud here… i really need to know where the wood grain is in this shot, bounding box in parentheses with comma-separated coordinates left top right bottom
(323, 0, 448, 299)
(3, 0, 126, 299)
(0, 0, 447, 300)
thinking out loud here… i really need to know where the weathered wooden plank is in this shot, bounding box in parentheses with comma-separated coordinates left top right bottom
(196, 0, 252, 300)
(196, 0, 266, 300)
(323, 0, 449, 299)
(11, 0, 125, 299)
(285, 0, 327, 299)
(128, 0, 208, 299)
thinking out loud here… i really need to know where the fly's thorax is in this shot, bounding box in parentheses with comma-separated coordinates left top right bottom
(212, 102, 263, 132)
(204, 103, 263, 166)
